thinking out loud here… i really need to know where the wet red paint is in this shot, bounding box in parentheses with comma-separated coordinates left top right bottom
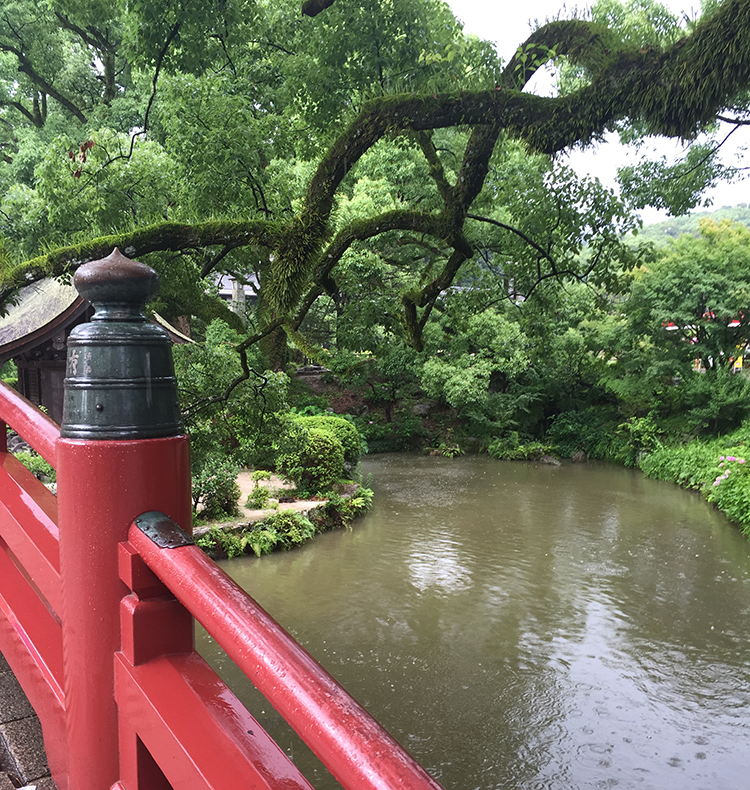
(57, 435, 191, 790)
(0, 375, 443, 790)
(129, 526, 444, 790)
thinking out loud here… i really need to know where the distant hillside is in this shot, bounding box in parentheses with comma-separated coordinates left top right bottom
(635, 204, 750, 247)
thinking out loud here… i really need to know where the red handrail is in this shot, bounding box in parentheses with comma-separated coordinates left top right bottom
(128, 521, 443, 790)
(0, 381, 59, 466)
(0, 374, 443, 790)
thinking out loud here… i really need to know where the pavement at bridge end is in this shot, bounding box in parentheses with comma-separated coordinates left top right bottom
(0, 652, 55, 790)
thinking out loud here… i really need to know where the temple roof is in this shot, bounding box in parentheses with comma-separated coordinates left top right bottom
(0, 278, 88, 362)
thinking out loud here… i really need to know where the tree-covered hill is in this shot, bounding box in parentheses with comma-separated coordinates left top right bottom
(637, 204, 750, 246)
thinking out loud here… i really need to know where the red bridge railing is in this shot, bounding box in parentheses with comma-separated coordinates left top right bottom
(0, 250, 445, 790)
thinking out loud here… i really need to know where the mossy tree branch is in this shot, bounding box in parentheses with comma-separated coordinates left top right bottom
(6, 0, 750, 351)
(0, 220, 281, 304)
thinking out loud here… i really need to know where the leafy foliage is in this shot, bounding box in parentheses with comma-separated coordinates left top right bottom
(292, 414, 364, 470)
(640, 422, 750, 535)
(173, 319, 290, 471)
(246, 485, 272, 510)
(547, 406, 622, 458)
(630, 205, 750, 247)
(618, 143, 736, 216)
(706, 453, 750, 532)
(2, 0, 750, 370)
(192, 455, 241, 521)
(14, 449, 56, 482)
(640, 440, 721, 489)
(486, 435, 555, 461)
(312, 486, 374, 530)
(625, 220, 750, 373)
(194, 485, 373, 557)
(277, 424, 346, 496)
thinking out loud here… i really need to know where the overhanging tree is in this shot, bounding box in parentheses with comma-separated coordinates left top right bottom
(2, 0, 750, 368)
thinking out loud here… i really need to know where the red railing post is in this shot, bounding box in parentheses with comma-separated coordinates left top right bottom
(56, 250, 191, 790)
(127, 517, 445, 790)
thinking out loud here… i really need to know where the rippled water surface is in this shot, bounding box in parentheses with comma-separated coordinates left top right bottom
(197, 455, 750, 790)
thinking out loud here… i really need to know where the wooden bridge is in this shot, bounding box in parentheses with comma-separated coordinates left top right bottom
(0, 250, 444, 790)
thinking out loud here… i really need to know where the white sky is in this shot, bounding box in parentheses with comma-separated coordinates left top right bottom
(446, 0, 749, 223)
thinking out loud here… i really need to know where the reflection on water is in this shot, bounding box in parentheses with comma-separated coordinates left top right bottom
(197, 455, 750, 790)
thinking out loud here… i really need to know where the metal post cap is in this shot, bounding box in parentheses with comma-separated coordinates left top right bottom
(61, 249, 183, 440)
(74, 248, 160, 320)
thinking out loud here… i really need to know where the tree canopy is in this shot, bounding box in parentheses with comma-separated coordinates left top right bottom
(1, 0, 750, 365)
(626, 219, 750, 371)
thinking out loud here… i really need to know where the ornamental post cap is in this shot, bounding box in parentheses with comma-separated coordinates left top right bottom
(74, 248, 159, 318)
(61, 247, 182, 440)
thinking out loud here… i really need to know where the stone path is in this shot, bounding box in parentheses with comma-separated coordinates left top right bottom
(0, 653, 55, 790)
(194, 471, 324, 535)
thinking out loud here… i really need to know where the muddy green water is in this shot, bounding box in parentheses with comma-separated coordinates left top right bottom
(196, 455, 750, 790)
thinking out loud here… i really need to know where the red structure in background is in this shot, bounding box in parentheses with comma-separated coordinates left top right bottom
(0, 250, 445, 790)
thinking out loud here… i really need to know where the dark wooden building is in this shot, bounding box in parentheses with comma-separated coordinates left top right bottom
(0, 278, 91, 425)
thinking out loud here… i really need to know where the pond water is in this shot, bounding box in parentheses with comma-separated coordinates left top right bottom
(196, 454, 750, 790)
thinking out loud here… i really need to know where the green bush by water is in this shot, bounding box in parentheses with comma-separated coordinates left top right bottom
(291, 415, 365, 469)
(192, 456, 241, 521)
(277, 426, 345, 496)
(487, 433, 555, 461)
(195, 486, 373, 558)
(195, 511, 317, 558)
(640, 421, 750, 535)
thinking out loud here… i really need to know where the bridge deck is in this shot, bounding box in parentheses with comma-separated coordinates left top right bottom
(0, 652, 55, 789)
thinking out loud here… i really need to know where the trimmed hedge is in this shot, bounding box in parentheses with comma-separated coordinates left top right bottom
(292, 415, 364, 469)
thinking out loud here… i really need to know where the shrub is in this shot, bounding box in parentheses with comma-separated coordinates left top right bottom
(243, 526, 282, 557)
(14, 450, 56, 483)
(277, 426, 345, 496)
(640, 442, 723, 490)
(706, 453, 750, 534)
(196, 510, 319, 559)
(353, 409, 427, 453)
(262, 510, 317, 549)
(614, 414, 663, 467)
(1, 360, 17, 388)
(292, 415, 365, 469)
(195, 526, 248, 558)
(547, 407, 621, 460)
(246, 470, 272, 509)
(435, 441, 464, 458)
(487, 434, 554, 461)
(314, 487, 374, 530)
(192, 456, 241, 521)
(246, 486, 271, 509)
(674, 369, 750, 436)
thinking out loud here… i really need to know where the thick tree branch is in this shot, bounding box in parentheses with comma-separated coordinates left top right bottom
(453, 125, 501, 218)
(717, 114, 750, 124)
(301, 0, 335, 17)
(0, 220, 280, 304)
(54, 12, 111, 53)
(315, 209, 449, 286)
(0, 97, 40, 127)
(305, 1, 750, 231)
(8, 0, 750, 349)
(414, 131, 454, 207)
(0, 42, 88, 123)
(401, 248, 468, 350)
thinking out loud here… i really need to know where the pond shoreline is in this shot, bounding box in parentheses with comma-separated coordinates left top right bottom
(200, 454, 750, 790)
(194, 470, 373, 559)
